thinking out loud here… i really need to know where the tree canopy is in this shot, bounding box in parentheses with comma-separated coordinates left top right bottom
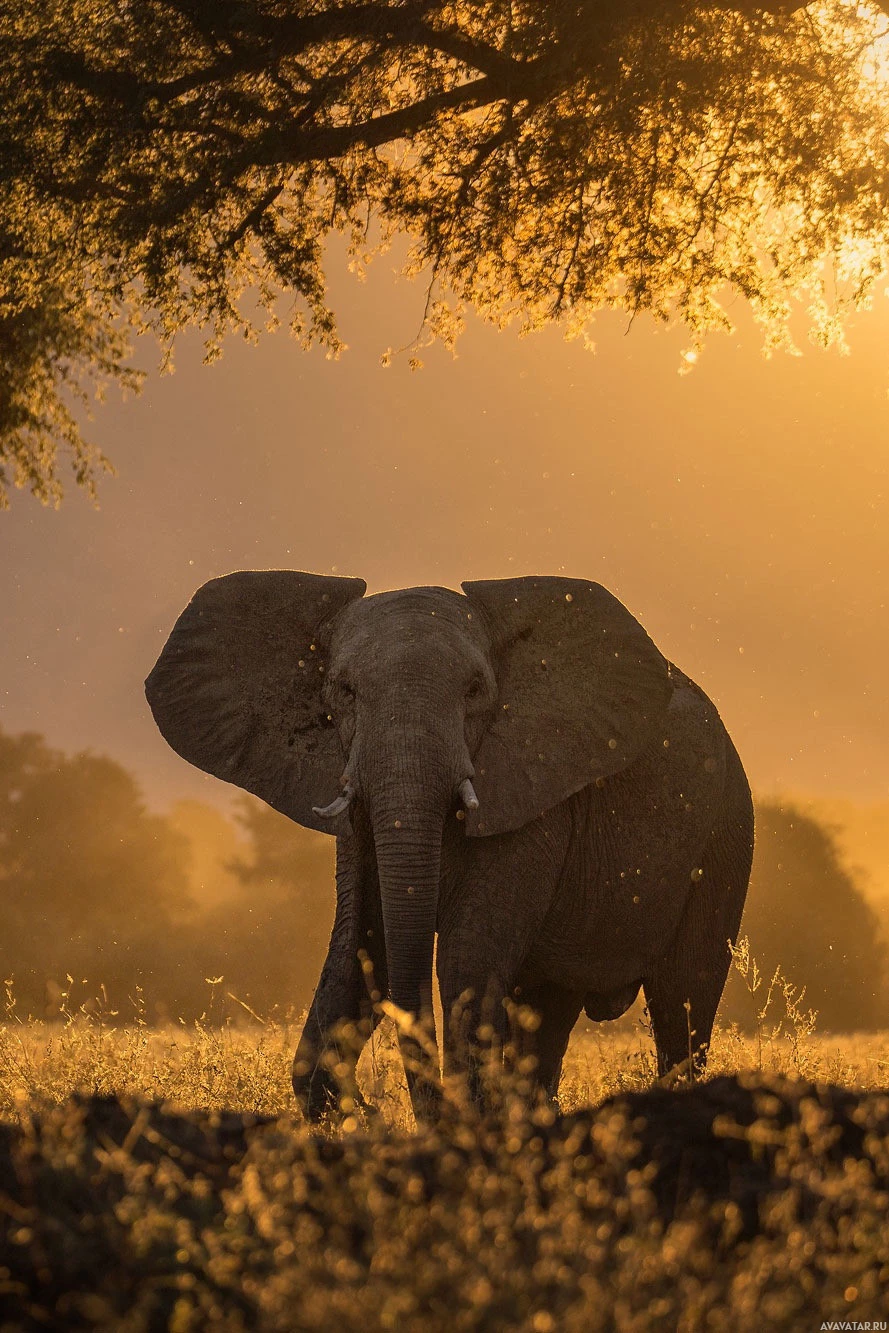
(3, 0, 889, 502)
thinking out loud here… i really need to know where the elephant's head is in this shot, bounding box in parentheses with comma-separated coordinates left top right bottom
(145, 573, 672, 1027)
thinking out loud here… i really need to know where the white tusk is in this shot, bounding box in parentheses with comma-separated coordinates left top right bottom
(313, 781, 356, 819)
(458, 778, 479, 811)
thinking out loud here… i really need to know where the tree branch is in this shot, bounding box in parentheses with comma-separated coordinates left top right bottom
(258, 76, 509, 166)
(43, 3, 521, 113)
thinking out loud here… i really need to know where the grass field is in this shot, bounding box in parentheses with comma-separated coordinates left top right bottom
(0, 1001, 887, 1332)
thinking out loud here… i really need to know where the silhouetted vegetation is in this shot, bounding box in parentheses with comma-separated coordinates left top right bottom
(0, 1060, 887, 1330)
(4, 2, 889, 501)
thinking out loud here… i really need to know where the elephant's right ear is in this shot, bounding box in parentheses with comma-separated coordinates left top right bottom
(145, 571, 366, 835)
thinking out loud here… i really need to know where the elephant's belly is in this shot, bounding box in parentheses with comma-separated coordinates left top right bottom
(522, 918, 671, 994)
(583, 982, 641, 1022)
(518, 843, 699, 994)
(525, 841, 712, 992)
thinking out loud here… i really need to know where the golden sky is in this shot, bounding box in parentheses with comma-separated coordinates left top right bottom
(2, 253, 888, 817)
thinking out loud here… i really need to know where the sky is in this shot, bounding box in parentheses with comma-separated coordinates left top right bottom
(2, 252, 888, 825)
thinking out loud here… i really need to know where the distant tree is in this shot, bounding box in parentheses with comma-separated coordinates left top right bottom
(3, 1, 889, 502)
(0, 726, 192, 1016)
(0, 731, 336, 1020)
(722, 802, 889, 1031)
(198, 796, 336, 1016)
(167, 798, 244, 909)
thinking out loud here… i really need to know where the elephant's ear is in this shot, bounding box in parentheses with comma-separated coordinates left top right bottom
(461, 577, 673, 836)
(145, 571, 366, 835)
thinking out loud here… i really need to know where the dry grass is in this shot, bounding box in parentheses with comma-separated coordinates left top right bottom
(1, 1011, 888, 1122)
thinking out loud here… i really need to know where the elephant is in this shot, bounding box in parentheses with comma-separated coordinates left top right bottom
(145, 572, 754, 1119)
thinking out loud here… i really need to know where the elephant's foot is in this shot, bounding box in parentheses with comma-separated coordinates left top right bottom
(293, 1066, 382, 1125)
(292, 1060, 341, 1123)
(293, 1041, 386, 1124)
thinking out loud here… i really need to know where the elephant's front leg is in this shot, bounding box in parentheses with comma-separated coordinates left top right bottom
(292, 828, 387, 1121)
(436, 817, 569, 1107)
(437, 945, 512, 1108)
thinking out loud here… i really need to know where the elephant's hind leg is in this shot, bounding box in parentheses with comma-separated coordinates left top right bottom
(517, 983, 585, 1104)
(642, 749, 754, 1078)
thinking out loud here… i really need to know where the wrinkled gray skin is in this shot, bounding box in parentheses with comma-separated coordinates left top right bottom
(146, 573, 753, 1120)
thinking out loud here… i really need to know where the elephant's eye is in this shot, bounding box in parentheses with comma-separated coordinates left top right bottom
(465, 677, 484, 701)
(338, 681, 355, 700)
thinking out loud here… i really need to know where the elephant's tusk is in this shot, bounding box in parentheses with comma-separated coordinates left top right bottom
(458, 778, 480, 811)
(313, 781, 356, 819)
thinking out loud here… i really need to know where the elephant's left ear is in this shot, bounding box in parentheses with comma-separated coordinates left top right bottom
(461, 577, 673, 835)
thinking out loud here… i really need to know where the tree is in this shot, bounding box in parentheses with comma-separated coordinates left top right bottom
(722, 802, 889, 1031)
(0, 728, 337, 1021)
(200, 796, 335, 1015)
(167, 798, 245, 908)
(2, 1, 889, 502)
(0, 726, 193, 1016)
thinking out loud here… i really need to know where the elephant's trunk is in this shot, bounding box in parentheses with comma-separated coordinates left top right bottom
(371, 810, 443, 1021)
(359, 730, 454, 1105)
